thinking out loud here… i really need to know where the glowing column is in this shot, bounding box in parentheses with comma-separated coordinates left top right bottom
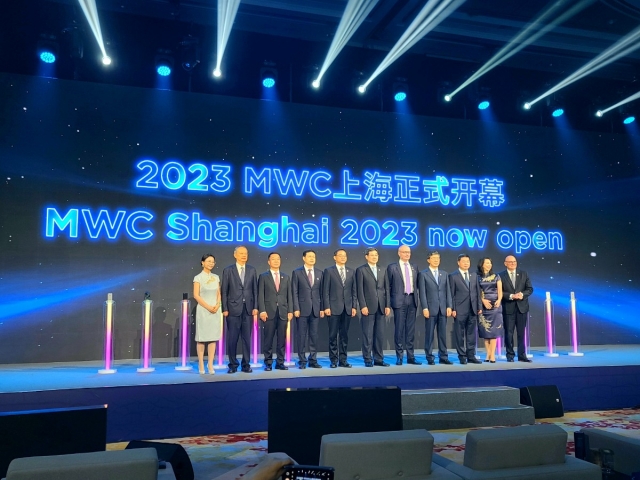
(285, 319, 294, 366)
(137, 296, 155, 372)
(544, 292, 559, 357)
(251, 314, 261, 367)
(217, 309, 225, 368)
(175, 293, 193, 371)
(524, 312, 533, 358)
(98, 293, 116, 374)
(568, 291, 584, 356)
(496, 336, 506, 359)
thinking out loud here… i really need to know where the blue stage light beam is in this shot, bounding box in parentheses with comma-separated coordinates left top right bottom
(595, 90, 640, 118)
(525, 24, 640, 109)
(312, 0, 379, 88)
(39, 51, 56, 63)
(77, 0, 111, 65)
(446, 0, 594, 101)
(478, 100, 490, 110)
(358, 0, 465, 93)
(213, 0, 241, 78)
(552, 108, 564, 117)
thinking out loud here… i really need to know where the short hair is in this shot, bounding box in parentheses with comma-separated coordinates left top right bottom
(267, 251, 281, 260)
(364, 247, 378, 256)
(234, 245, 247, 253)
(334, 248, 347, 256)
(427, 250, 440, 260)
(302, 249, 316, 258)
(476, 257, 494, 276)
(201, 253, 215, 263)
(457, 253, 470, 261)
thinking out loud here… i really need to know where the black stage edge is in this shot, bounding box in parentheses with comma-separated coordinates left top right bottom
(1, 359, 639, 442)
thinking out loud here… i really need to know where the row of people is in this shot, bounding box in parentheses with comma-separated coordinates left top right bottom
(192, 246, 534, 374)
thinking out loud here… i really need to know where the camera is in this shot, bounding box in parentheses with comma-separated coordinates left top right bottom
(282, 465, 334, 480)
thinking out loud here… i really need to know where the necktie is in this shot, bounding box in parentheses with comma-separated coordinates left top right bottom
(433, 270, 438, 284)
(464, 271, 469, 286)
(274, 272, 280, 291)
(510, 271, 516, 286)
(308, 269, 313, 285)
(240, 266, 245, 285)
(404, 263, 411, 294)
(340, 267, 346, 285)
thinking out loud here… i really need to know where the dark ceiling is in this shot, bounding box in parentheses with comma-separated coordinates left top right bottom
(2, 0, 640, 131)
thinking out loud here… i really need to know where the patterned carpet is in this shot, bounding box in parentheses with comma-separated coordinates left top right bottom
(108, 409, 640, 480)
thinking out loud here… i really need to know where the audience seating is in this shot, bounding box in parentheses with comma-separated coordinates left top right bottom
(581, 427, 640, 476)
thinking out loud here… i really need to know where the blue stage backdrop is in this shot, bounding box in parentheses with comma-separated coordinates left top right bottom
(0, 72, 638, 364)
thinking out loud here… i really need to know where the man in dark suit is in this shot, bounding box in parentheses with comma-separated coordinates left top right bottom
(258, 252, 293, 371)
(448, 253, 482, 364)
(386, 245, 421, 365)
(292, 250, 324, 369)
(221, 245, 258, 374)
(322, 249, 357, 368)
(356, 247, 391, 367)
(499, 255, 534, 363)
(418, 250, 453, 365)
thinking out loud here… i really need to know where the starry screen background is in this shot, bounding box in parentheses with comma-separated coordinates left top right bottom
(0, 72, 638, 364)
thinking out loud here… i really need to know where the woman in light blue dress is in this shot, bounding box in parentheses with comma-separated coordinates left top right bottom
(193, 254, 222, 374)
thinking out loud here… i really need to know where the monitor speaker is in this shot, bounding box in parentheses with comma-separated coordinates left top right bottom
(519, 385, 564, 418)
(126, 440, 194, 480)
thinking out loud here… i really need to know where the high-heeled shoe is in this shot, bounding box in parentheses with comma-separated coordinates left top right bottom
(198, 368, 205, 375)
(208, 366, 215, 375)
(490, 360, 496, 363)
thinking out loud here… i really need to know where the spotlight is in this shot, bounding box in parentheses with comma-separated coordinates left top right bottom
(213, 68, 222, 78)
(478, 100, 490, 110)
(596, 110, 604, 117)
(102, 55, 112, 66)
(624, 115, 636, 124)
(552, 108, 564, 117)
(179, 35, 200, 72)
(155, 50, 173, 77)
(524, 102, 532, 110)
(358, 85, 366, 94)
(547, 96, 565, 118)
(312, 79, 320, 89)
(260, 63, 278, 88)
(393, 80, 408, 102)
(37, 35, 58, 64)
(444, 94, 452, 102)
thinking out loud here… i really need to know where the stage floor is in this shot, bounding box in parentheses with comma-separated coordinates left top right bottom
(0, 344, 638, 394)
(2, 345, 640, 441)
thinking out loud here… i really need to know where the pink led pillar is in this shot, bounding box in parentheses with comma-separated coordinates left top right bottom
(98, 293, 116, 374)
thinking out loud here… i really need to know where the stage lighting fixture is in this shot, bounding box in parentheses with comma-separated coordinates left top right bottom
(179, 35, 200, 72)
(101, 55, 112, 66)
(214, 0, 241, 83)
(260, 63, 277, 88)
(547, 96, 564, 118)
(358, 85, 366, 94)
(624, 115, 636, 124)
(312, 79, 320, 89)
(393, 80, 408, 102)
(444, 94, 452, 102)
(596, 110, 604, 117)
(552, 108, 564, 117)
(155, 50, 173, 77)
(478, 100, 490, 110)
(524, 102, 532, 110)
(213, 68, 222, 78)
(37, 36, 58, 64)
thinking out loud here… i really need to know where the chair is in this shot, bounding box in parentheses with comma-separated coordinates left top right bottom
(319, 429, 461, 479)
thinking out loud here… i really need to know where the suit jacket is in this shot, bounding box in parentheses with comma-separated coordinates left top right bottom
(387, 261, 419, 308)
(292, 266, 323, 317)
(418, 268, 452, 316)
(322, 265, 356, 314)
(356, 264, 390, 314)
(221, 264, 258, 316)
(449, 270, 481, 316)
(258, 271, 293, 321)
(499, 269, 533, 314)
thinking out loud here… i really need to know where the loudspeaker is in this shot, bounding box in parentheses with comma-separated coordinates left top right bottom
(519, 385, 564, 418)
(126, 440, 194, 480)
(268, 386, 403, 465)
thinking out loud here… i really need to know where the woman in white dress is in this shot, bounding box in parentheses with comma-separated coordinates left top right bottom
(193, 254, 223, 374)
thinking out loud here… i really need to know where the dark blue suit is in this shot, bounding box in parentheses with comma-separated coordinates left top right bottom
(356, 264, 390, 364)
(221, 264, 258, 371)
(292, 266, 323, 366)
(258, 271, 293, 367)
(499, 269, 534, 360)
(418, 268, 452, 361)
(387, 261, 418, 362)
(322, 265, 356, 366)
(449, 270, 481, 360)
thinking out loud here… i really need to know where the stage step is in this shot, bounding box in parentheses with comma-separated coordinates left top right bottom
(402, 386, 535, 431)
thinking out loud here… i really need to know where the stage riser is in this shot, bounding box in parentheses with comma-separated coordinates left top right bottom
(0, 366, 638, 442)
(404, 406, 534, 431)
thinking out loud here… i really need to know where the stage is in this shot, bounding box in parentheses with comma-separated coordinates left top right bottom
(1, 345, 639, 442)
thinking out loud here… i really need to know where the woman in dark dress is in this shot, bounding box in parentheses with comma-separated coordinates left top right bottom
(477, 257, 503, 363)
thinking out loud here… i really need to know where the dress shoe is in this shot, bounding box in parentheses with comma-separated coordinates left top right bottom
(227, 368, 237, 374)
(241, 367, 253, 373)
(484, 359, 490, 362)
(338, 362, 352, 368)
(507, 358, 514, 362)
(439, 359, 453, 365)
(275, 364, 289, 370)
(364, 362, 374, 367)
(427, 359, 435, 365)
(264, 365, 272, 371)
(468, 358, 482, 364)
(518, 357, 533, 363)
(299, 364, 307, 369)
(490, 360, 496, 363)
(374, 361, 390, 367)
(330, 363, 338, 368)
(459, 358, 468, 365)
(396, 360, 403, 366)
(309, 363, 322, 369)
(407, 359, 423, 365)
